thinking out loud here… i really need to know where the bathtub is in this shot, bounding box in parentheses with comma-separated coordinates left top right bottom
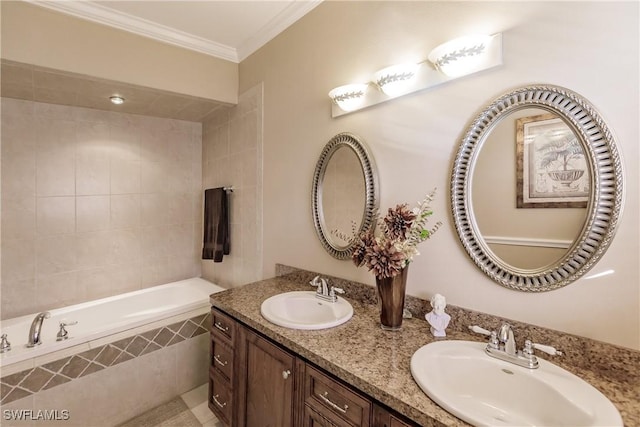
(0, 277, 225, 371)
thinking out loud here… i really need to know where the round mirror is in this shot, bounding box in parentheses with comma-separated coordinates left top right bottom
(312, 133, 378, 259)
(473, 108, 590, 270)
(452, 85, 623, 291)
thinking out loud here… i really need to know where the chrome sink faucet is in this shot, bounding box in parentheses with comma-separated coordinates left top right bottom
(498, 323, 517, 356)
(469, 324, 563, 369)
(27, 311, 50, 347)
(309, 276, 344, 303)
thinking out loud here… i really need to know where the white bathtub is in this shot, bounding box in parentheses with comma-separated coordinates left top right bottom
(0, 277, 225, 371)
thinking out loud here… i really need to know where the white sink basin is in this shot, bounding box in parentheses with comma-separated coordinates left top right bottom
(410, 340, 622, 427)
(260, 291, 353, 330)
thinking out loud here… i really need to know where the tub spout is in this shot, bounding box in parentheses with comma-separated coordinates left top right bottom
(27, 312, 50, 347)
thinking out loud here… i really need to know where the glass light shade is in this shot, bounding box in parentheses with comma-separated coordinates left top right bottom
(428, 35, 492, 78)
(373, 63, 420, 97)
(328, 83, 368, 111)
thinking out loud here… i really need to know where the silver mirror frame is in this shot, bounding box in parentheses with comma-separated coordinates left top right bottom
(312, 132, 379, 260)
(451, 85, 624, 291)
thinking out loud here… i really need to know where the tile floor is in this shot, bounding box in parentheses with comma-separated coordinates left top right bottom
(119, 383, 224, 427)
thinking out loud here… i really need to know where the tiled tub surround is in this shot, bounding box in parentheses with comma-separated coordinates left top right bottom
(209, 265, 640, 426)
(0, 278, 225, 426)
(1, 97, 204, 320)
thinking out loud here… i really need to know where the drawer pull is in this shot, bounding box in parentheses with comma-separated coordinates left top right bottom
(214, 321, 229, 333)
(282, 370, 291, 379)
(214, 354, 228, 367)
(319, 391, 349, 414)
(212, 394, 227, 408)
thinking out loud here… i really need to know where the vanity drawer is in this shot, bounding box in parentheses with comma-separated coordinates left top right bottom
(211, 308, 236, 346)
(305, 365, 371, 426)
(211, 338, 234, 381)
(209, 370, 233, 426)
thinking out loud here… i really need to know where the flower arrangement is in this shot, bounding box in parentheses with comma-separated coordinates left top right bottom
(335, 189, 442, 279)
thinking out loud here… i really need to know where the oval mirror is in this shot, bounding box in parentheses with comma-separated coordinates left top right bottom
(312, 133, 379, 259)
(451, 85, 623, 291)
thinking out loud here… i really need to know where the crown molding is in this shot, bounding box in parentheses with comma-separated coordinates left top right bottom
(26, 0, 322, 64)
(237, 0, 322, 62)
(26, 0, 239, 62)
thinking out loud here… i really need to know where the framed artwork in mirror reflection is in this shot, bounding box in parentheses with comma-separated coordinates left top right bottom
(516, 113, 589, 208)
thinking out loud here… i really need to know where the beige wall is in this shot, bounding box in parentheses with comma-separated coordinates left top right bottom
(240, 1, 639, 349)
(0, 1, 238, 104)
(201, 84, 263, 287)
(1, 98, 203, 319)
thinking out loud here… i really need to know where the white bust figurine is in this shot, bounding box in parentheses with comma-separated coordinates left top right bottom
(425, 294, 451, 337)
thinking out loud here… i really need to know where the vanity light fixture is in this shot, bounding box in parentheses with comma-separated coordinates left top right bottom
(328, 83, 369, 112)
(109, 95, 125, 105)
(428, 34, 492, 78)
(329, 33, 502, 117)
(373, 63, 421, 97)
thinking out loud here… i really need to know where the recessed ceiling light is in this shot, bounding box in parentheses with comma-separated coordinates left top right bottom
(109, 95, 125, 105)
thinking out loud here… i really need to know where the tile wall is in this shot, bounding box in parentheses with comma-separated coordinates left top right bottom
(201, 84, 263, 287)
(1, 98, 203, 319)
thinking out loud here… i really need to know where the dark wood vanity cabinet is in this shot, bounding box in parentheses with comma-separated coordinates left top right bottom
(208, 309, 237, 426)
(209, 308, 420, 427)
(236, 325, 298, 426)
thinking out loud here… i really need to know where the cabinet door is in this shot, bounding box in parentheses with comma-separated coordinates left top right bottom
(237, 327, 296, 427)
(303, 405, 340, 427)
(372, 404, 420, 427)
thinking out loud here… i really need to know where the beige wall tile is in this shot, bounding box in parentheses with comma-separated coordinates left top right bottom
(1, 278, 37, 319)
(2, 195, 36, 240)
(140, 193, 168, 227)
(36, 235, 76, 276)
(75, 231, 111, 270)
(36, 270, 83, 310)
(110, 194, 140, 229)
(109, 229, 141, 265)
(175, 333, 209, 394)
(36, 196, 75, 236)
(110, 156, 141, 195)
(2, 239, 36, 282)
(2, 153, 37, 198)
(75, 122, 110, 196)
(2, 99, 202, 320)
(76, 195, 110, 233)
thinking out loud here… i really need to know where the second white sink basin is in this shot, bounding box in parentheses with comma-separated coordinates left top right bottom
(410, 340, 622, 427)
(260, 291, 353, 330)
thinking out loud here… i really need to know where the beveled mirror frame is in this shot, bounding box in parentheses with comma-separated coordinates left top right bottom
(451, 85, 624, 291)
(312, 132, 379, 260)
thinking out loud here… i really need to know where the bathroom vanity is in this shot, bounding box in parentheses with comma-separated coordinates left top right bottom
(208, 270, 639, 427)
(209, 306, 417, 427)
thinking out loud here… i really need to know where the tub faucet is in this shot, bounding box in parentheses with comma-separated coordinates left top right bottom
(27, 312, 50, 347)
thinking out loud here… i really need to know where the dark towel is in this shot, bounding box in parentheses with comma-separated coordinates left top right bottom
(202, 188, 230, 262)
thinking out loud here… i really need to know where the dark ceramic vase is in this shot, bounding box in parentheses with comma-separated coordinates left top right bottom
(375, 267, 408, 331)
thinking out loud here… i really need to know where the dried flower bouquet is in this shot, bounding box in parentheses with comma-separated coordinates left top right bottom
(335, 189, 442, 279)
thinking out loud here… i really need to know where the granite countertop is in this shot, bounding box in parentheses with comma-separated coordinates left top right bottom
(210, 275, 638, 426)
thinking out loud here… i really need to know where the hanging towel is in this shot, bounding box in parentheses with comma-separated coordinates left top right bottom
(202, 188, 230, 262)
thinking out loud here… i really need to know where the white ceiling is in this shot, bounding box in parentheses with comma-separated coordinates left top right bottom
(26, 0, 322, 63)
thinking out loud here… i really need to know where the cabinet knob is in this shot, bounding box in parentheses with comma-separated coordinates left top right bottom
(282, 370, 291, 379)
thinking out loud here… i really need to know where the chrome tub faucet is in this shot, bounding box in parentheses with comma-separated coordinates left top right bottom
(27, 311, 51, 347)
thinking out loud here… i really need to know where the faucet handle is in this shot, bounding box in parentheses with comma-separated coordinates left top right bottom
(529, 341, 563, 356)
(0, 334, 11, 353)
(330, 287, 344, 296)
(469, 325, 492, 336)
(57, 320, 78, 341)
(310, 276, 321, 291)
